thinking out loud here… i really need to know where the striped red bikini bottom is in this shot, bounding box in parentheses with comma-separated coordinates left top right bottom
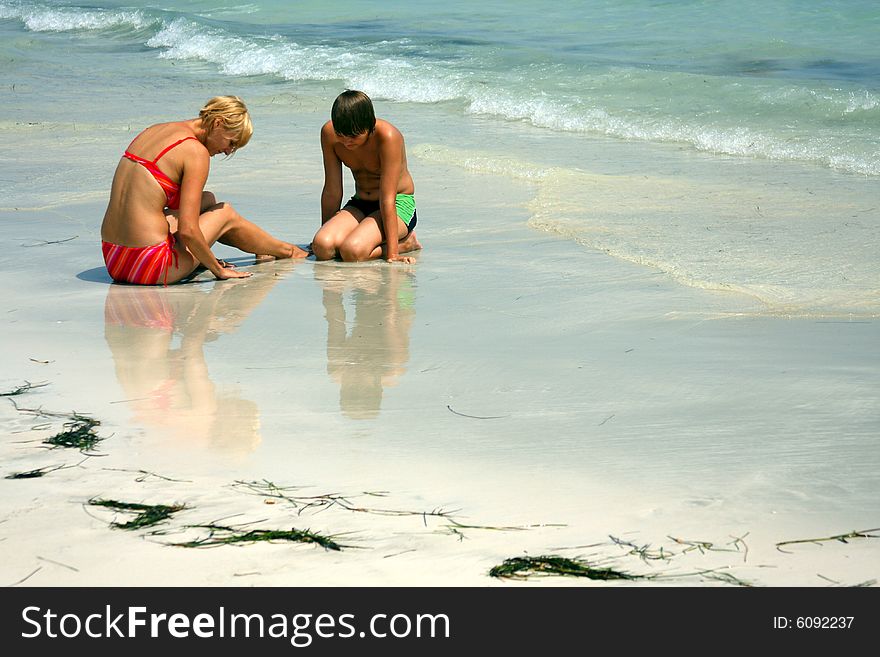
(101, 233, 179, 285)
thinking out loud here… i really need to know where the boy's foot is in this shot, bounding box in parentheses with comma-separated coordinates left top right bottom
(399, 231, 422, 254)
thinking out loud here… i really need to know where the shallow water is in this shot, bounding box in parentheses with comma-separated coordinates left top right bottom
(2, 0, 878, 315)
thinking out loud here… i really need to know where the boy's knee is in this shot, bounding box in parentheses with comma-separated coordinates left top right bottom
(311, 231, 337, 259)
(339, 239, 368, 263)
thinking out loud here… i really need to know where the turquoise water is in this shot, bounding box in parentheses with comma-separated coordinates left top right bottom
(2, 0, 878, 173)
(1, 0, 878, 315)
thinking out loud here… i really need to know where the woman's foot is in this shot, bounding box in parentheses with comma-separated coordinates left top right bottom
(257, 244, 310, 261)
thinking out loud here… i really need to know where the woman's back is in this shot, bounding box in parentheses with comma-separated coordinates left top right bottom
(101, 121, 201, 247)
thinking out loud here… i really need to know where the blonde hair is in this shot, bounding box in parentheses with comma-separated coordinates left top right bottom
(198, 95, 253, 152)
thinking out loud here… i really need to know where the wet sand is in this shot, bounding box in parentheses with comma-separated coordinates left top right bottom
(1, 119, 878, 586)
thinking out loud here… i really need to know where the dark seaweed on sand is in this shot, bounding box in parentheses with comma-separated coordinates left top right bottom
(6, 457, 87, 480)
(0, 381, 49, 396)
(6, 466, 59, 479)
(174, 524, 344, 551)
(89, 499, 187, 530)
(489, 555, 641, 581)
(43, 414, 102, 452)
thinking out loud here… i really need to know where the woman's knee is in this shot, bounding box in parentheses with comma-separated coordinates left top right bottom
(200, 191, 217, 211)
(199, 202, 245, 244)
(212, 202, 244, 227)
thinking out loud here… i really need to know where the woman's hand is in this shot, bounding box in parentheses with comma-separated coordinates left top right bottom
(215, 266, 252, 280)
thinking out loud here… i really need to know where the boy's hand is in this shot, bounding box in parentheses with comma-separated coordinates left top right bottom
(386, 254, 416, 264)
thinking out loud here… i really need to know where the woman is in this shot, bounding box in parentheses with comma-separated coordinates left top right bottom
(101, 96, 307, 285)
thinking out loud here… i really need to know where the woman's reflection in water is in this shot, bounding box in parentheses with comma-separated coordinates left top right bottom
(317, 265, 416, 419)
(103, 271, 285, 455)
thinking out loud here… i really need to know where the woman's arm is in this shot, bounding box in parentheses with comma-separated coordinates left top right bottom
(176, 144, 245, 280)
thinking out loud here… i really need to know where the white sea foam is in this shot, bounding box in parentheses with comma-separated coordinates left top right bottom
(192, 3, 261, 18)
(145, 18, 465, 104)
(845, 90, 880, 113)
(761, 85, 880, 116)
(0, 1, 154, 32)
(467, 90, 880, 176)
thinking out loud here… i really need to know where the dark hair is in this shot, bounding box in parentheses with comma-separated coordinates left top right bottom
(331, 90, 376, 137)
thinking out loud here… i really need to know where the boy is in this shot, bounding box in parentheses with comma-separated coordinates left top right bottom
(311, 90, 421, 263)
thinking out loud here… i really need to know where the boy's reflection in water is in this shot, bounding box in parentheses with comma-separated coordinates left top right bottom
(316, 265, 416, 419)
(103, 270, 284, 455)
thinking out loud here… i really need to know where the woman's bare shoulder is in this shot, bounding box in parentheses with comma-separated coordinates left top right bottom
(127, 120, 196, 151)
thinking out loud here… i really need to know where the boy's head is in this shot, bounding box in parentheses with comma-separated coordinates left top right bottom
(331, 90, 376, 137)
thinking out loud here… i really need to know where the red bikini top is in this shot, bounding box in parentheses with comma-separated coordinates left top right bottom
(123, 135, 198, 210)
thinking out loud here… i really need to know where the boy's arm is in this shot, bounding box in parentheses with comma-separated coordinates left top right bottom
(320, 123, 343, 224)
(378, 129, 406, 261)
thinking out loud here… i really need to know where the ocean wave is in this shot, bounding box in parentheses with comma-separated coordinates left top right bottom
(467, 90, 880, 176)
(192, 3, 261, 18)
(845, 90, 880, 113)
(145, 17, 464, 103)
(0, 0, 155, 32)
(4, 1, 877, 176)
(761, 85, 880, 115)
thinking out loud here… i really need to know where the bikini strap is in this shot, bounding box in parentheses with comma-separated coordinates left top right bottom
(152, 136, 199, 163)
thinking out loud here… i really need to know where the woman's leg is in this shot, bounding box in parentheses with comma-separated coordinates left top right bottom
(165, 201, 307, 283)
(198, 202, 308, 258)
